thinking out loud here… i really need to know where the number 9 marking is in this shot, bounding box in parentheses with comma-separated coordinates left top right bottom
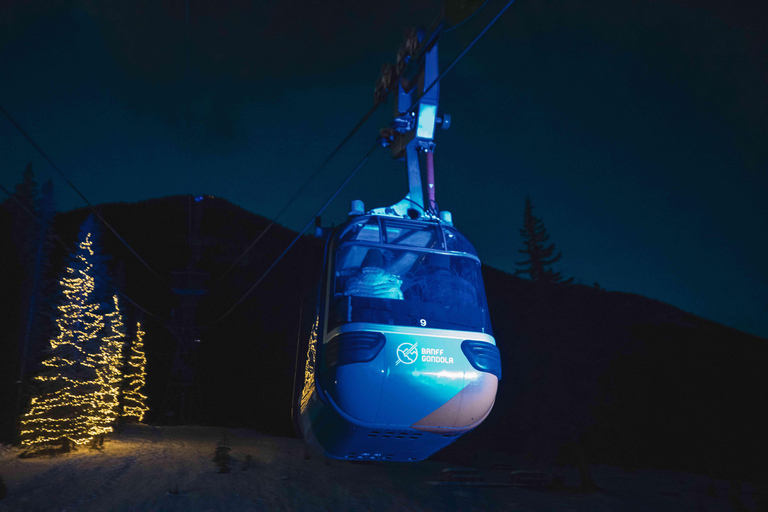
(420, 319, 427, 327)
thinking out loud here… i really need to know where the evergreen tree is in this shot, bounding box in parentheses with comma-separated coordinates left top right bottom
(91, 295, 126, 440)
(18, 216, 114, 450)
(19, 179, 57, 389)
(515, 196, 572, 283)
(2, 166, 58, 422)
(2, 166, 46, 391)
(122, 321, 149, 422)
(1, 163, 39, 440)
(213, 435, 232, 473)
(3, 162, 38, 268)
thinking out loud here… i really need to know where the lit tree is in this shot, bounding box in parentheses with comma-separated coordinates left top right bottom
(122, 321, 149, 422)
(515, 196, 572, 284)
(19, 216, 113, 450)
(90, 295, 126, 440)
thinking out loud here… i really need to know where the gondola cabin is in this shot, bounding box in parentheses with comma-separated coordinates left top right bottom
(293, 18, 502, 461)
(294, 211, 501, 461)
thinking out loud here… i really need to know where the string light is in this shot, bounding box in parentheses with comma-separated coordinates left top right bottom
(122, 322, 149, 421)
(89, 295, 126, 434)
(19, 232, 125, 448)
(299, 317, 319, 414)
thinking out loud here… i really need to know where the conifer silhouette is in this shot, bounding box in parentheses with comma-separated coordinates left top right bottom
(515, 196, 572, 284)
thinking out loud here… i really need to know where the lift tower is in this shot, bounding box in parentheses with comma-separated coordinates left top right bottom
(160, 195, 208, 424)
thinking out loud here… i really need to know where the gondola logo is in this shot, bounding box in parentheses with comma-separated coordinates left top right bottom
(396, 342, 418, 365)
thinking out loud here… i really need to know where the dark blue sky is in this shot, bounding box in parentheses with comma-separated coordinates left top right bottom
(1, 0, 766, 338)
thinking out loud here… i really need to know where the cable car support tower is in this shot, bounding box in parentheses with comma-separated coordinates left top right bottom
(160, 195, 208, 424)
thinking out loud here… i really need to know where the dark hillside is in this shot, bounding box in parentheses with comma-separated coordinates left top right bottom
(461, 267, 768, 482)
(2, 196, 766, 483)
(43, 196, 325, 434)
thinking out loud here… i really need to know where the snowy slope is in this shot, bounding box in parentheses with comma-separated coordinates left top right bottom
(0, 424, 758, 511)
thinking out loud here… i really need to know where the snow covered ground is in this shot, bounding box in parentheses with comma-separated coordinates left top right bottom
(0, 424, 759, 511)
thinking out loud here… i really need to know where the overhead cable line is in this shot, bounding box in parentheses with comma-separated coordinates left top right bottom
(0, 105, 170, 287)
(0, 182, 164, 321)
(0, 182, 67, 248)
(209, 0, 517, 319)
(212, 101, 384, 286)
(208, 143, 379, 327)
(405, 0, 516, 119)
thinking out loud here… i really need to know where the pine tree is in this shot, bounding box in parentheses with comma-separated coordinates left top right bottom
(19, 179, 57, 390)
(18, 216, 114, 450)
(2, 165, 58, 408)
(515, 196, 572, 283)
(3, 162, 38, 268)
(90, 295, 126, 441)
(122, 321, 149, 422)
(213, 435, 232, 473)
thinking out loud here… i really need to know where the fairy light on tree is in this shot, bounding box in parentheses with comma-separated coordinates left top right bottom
(122, 321, 149, 422)
(90, 295, 126, 440)
(19, 215, 115, 450)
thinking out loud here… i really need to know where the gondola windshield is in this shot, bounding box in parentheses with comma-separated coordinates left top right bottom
(329, 217, 492, 335)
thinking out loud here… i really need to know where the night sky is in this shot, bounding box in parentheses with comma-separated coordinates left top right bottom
(1, 0, 766, 338)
